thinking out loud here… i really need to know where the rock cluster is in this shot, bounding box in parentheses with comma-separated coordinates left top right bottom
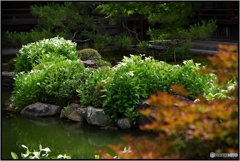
(5, 98, 153, 130)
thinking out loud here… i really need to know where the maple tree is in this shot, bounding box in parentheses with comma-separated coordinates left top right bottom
(96, 44, 238, 159)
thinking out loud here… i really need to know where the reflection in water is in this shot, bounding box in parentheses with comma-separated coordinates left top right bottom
(2, 87, 156, 159)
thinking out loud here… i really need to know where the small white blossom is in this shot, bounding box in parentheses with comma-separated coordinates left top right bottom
(127, 71, 134, 77)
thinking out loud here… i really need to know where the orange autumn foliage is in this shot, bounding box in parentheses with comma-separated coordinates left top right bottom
(96, 44, 238, 159)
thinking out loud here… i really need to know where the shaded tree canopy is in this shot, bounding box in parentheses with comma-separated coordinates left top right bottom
(28, 2, 216, 51)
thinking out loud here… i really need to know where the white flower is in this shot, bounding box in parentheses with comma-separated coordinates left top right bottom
(41, 147, 51, 153)
(127, 71, 134, 77)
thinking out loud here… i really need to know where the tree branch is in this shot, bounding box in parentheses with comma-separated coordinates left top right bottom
(71, 31, 91, 42)
(121, 21, 141, 43)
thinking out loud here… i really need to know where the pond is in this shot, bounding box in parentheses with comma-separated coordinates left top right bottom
(1, 87, 156, 159)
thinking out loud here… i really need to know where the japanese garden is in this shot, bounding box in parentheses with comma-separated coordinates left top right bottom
(2, 2, 238, 159)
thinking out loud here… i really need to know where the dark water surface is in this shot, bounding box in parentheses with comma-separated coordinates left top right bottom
(1, 87, 155, 159)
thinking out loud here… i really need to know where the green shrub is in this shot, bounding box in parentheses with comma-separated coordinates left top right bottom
(77, 67, 113, 108)
(170, 60, 218, 99)
(14, 36, 78, 74)
(95, 59, 112, 67)
(12, 60, 85, 109)
(101, 55, 218, 123)
(78, 48, 102, 61)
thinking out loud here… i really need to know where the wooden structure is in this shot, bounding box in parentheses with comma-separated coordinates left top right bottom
(189, 2, 239, 40)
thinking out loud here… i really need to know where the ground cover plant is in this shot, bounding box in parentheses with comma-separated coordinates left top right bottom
(96, 44, 238, 159)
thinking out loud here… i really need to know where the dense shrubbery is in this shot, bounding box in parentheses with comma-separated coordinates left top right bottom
(11, 36, 236, 130)
(96, 45, 238, 159)
(77, 67, 114, 108)
(12, 60, 85, 109)
(78, 48, 102, 61)
(78, 48, 112, 67)
(100, 55, 220, 122)
(14, 37, 78, 74)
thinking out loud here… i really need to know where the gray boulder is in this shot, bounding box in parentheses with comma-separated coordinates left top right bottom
(117, 118, 132, 130)
(20, 102, 61, 117)
(82, 60, 97, 68)
(60, 103, 85, 123)
(81, 106, 113, 127)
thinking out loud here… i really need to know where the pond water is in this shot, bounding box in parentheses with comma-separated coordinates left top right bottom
(1, 87, 156, 159)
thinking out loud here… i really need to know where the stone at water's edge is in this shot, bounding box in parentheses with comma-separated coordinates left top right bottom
(60, 103, 86, 123)
(81, 106, 114, 127)
(5, 96, 13, 108)
(20, 102, 61, 117)
(117, 118, 132, 130)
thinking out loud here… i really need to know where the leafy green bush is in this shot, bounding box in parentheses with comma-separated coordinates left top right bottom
(78, 48, 102, 61)
(170, 60, 218, 99)
(77, 67, 114, 108)
(95, 59, 112, 67)
(14, 36, 78, 74)
(102, 55, 172, 122)
(101, 55, 218, 122)
(12, 60, 85, 109)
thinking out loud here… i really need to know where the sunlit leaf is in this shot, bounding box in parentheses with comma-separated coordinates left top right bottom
(11, 152, 18, 159)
